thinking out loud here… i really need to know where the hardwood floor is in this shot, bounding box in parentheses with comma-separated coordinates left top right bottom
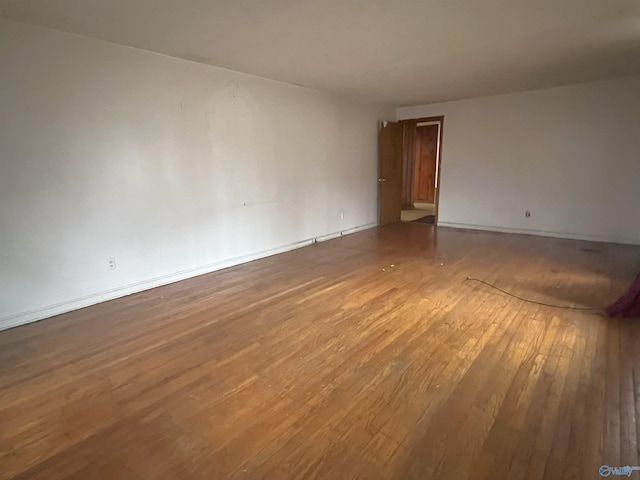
(1, 224, 639, 480)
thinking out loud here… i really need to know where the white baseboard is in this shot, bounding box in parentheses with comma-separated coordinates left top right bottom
(0, 222, 377, 332)
(438, 221, 640, 246)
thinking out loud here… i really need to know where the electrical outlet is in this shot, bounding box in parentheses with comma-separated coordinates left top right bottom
(340, 211, 344, 220)
(107, 258, 117, 270)
(525, 211, 531, 218)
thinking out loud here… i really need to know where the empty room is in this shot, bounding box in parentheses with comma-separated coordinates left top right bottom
(1, 1, 640, 479)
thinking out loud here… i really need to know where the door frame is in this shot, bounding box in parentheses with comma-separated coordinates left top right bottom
(398, 116, 444, 225)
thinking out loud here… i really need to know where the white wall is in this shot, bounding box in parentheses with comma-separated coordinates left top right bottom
(0, 18, 392, 330)
(397, 77, 640, 245)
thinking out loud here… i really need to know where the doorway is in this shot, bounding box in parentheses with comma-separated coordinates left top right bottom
(400, 117, 442, 224)
(378, 117, 443, 226)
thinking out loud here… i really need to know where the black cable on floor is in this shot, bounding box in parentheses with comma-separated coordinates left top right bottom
(464, 276, 604, 313)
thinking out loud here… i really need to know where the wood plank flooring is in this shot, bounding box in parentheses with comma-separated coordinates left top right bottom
(1, 224, 639, 479)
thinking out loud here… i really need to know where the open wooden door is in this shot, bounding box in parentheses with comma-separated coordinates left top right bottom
(378, 121, 403, 226)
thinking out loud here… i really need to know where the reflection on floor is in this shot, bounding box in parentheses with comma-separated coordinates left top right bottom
(401, 202, 435, 223)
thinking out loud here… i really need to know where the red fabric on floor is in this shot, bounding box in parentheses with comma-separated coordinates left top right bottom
(606, 272, 640, 318)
